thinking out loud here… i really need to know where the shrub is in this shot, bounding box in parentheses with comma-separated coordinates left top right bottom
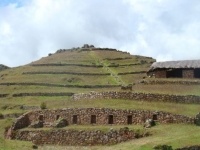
(32, 145, 38, 149)
(154, 144, 173, 150)
(40, 102, 47, 110)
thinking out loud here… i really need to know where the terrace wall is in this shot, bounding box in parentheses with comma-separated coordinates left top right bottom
(145, 80, 200, 85)
(72, 91, 200, 104)
(11, 127, 146, 146)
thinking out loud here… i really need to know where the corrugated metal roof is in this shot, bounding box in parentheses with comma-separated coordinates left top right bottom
(150, 60, 200, 71)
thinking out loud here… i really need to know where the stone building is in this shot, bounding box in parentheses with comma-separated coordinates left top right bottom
(11, 108, 194, 131)
(147, 60, 200, 78)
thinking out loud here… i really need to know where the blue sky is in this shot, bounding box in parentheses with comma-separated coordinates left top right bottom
(0, 0, 22, 7)
(0, 0, 200, 67)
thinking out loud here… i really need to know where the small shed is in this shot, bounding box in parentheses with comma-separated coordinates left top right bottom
(147, 60, 200, 78)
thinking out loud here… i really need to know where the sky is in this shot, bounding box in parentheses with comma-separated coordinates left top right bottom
(0, 0, 200, 67)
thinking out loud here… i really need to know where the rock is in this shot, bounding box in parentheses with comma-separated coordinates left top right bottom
(194, 112, 200, 126)
(175, 145, 200, 150)
(29, 121, 43, 128)
(53, 118, 68, 128)
(143, 119, 155, 128)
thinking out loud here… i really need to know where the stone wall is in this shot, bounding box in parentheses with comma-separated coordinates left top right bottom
(145, 80, 200, 85)
(12, 127, 147, 146)
(152, 69, 199, 79)
(11, 108, 194, 131)
(176, 145, 200, 150)
(0, 82, 119, 88)
(72, 91, 200, 104)
(12, 113, 31, 130)
(182, 70, 194, 78)
(23, 72, 110, 76)
(155, 70, 166, 78)
(0, 94, 8, 98)
(30, 63, 103, 67)
(12, 92, 74, 97)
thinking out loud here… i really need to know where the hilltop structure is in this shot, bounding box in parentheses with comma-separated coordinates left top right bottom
(148, 60, 200, 78)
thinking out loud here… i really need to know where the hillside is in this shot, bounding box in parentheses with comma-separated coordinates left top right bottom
(1, 45, 200, 150)
(0, 46, 155, 99)
(0, 64, 9, 72)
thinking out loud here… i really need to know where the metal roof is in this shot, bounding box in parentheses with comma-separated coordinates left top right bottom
(150, 60, 200, 71)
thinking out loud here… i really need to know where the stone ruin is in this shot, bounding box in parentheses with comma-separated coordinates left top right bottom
(4, 107, 198, 146)
(82, 44, 95, 48)
(9, 108, 194, 131)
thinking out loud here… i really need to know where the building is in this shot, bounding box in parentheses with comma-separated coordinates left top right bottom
(148, 60, 200, 78)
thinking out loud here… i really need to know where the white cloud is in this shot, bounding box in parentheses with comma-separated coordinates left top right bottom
(0, 0, 200, 67)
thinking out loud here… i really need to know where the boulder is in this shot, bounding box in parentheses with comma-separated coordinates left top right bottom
(143, 119, 155, 128)
(29, 121, 43, 128)
(194, 112, 200, 126)
(53, 118, 68, 128)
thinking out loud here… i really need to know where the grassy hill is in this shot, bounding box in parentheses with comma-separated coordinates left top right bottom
(0, 46, 200, 150)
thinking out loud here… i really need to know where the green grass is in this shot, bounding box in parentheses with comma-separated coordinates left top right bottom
(20, 66, 107, 73)
(37, 124, 200, 150)
(119, 74, 146, 84)
(1, 120, 200, 150)
(1, 98, 199, 116)
(111, 64, 150, 73)
(0, 74, 117, 85)
(0, 48, 200, 149)
(0, 119, 33, 150)
(134, 84, 200, 96)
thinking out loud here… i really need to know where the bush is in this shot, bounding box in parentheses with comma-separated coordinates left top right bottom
(154, 144, 173, 150)
(40, 102, 47, 110)
(32, 145, 38, 149)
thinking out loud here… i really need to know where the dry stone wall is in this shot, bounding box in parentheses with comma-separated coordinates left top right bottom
(118, 71, 146, 75)
(182, 70, 194, 78)
(72, 91, 200, 104)
(23, 72, 110, 76)
(12, 127, 146, 146)
(30, 63, 103, 67)
(155, 70, 166, 78)
(0, 82, 119, 88)
(176, 145, 200, 150)
(7, 108, 195, 145)
(11, 108, 194, 131)
(145, 80, 200, 85)
(12, 92, 74, 97)
(0, 94, 8, 98)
